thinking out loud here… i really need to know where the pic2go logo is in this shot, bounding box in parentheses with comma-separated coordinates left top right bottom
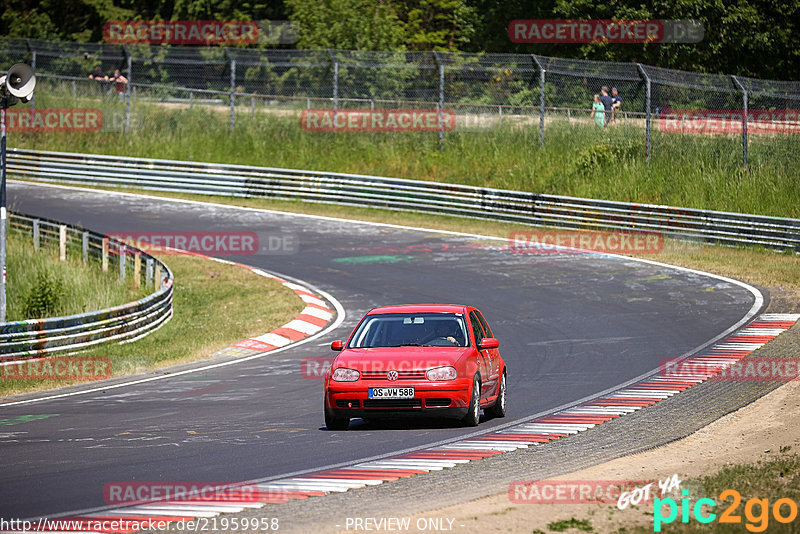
(654, 489, 799, 532)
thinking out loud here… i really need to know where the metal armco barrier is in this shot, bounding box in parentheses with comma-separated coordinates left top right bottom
(7, 148, 800, 252)
(1, 211, 173, 361)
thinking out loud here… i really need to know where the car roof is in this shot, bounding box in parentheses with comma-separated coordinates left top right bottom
(367, 304, 469, 315)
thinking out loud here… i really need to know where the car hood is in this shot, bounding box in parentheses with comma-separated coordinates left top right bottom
(334, 346, 472, 371)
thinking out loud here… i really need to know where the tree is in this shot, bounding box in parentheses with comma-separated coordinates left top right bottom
(286, 0, 406, 50)
(400, 0, 478, 51)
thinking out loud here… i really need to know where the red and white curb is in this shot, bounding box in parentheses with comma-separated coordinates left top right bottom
(159, 250, 337, 359)
(18, 313, 796, 533)
(212, 271, 335, 357)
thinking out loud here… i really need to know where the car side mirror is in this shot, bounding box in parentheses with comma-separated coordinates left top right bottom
(479, 338, 499, 350)
(331, 340, 344, 351)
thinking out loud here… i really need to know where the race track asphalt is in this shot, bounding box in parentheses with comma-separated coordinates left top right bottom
(0, 183, 762, 519)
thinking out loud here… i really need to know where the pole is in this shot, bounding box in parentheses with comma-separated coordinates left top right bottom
(732, 76, 748, 165)
(432, 51, 445, 149)
(124, 45, 132, 133)
(29, 51, 36, 113)
(0, 97, 7, 322)
(229, 57, 236, 131)
(327, 50, 338, 131)
(531, 55, 545, 148)
(637, 63, 651, 162)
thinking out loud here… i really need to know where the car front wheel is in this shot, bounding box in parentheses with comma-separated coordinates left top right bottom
(325, 409, 350, 430)
(461, 374, 481, 427)
(486, 371, 506, 418)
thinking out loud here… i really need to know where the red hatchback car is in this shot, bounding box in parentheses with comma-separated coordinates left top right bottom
(324, 304, 507, 430)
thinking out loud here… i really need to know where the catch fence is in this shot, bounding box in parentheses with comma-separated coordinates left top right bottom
(1, 38, 799, 164)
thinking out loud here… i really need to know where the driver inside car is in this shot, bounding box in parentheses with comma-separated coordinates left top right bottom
(423, 322, 460, 346)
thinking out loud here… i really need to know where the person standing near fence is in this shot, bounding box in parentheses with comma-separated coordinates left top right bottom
(592, 94, 605, 127)
(600, 86, 614, 127)
(108, 69, 128, 100)
(88, 65, 110, 97)
(88, 66, 107, 81)
(610, 87, 622, 124)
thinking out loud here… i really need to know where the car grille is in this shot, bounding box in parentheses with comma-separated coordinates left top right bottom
(360, 370, 427, 380)
(425, 398, 452, 407)
(335, 399, 361, 408)
(363, 399, 422, 408)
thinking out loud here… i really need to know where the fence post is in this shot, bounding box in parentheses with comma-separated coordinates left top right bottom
(154, 263, 162, 290)
(636, 64, 651, 162)
(327, 50, 338, 130)
(119, 244, 126, 282)
(33, 219, 39, 251)
(432, 51, 445, 149)
(133, 253, 141, 288)
(531, 55, 545, 147)
(251, 96, 255, 118)
(29, 50, 36, 112)
(731, 75, 748, 165)
(124, 44, 132, 133)
(25, 40, 36, 112)
(146, 257, 153, 287)
(189, 90, 194, 110)
(230, 58, 236, 131)
(102, 237, 109, 272)
(225, 48, 236, 131)
(82, 231, 88, 263)
(59, 225, 67, 261)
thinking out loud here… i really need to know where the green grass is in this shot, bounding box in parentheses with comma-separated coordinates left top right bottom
(8, 100, 800, 218)
(547, 518, 594, 532)
(0, 251, 305, 397)
(5, 228, 149, 321)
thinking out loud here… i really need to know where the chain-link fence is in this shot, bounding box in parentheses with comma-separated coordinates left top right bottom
(2, 37, 798, 164)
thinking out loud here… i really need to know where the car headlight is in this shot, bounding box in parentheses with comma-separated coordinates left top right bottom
(332, 367, 360, 382)
(426, 366, 457, 381)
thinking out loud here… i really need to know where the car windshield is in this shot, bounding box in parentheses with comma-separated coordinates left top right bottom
(347, 312, 469, 348)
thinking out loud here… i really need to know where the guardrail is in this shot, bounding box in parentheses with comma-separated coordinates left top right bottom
(1, 212, 173, 361)
(6, 148, 800, 252)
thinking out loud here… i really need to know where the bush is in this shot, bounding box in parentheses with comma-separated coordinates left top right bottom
(573, 141, 639, 174)
(22, 271, 64, 319)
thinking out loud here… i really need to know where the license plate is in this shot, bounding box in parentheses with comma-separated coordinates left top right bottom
(368, 387, 414, 399)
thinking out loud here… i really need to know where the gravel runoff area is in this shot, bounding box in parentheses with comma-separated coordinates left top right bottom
(165, 290, 800, 534)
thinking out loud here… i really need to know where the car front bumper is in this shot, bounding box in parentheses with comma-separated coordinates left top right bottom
(325, 378, 471, 419)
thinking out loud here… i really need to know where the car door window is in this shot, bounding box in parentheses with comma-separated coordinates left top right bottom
(469, 311, 485, 346)
(475, 310, 493, 339)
